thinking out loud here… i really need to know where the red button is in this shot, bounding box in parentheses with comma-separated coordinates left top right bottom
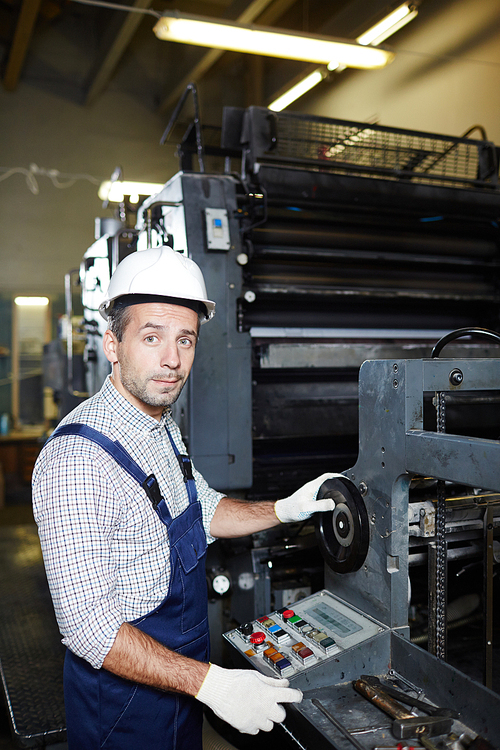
(250, 631, 266, 645)
(283, 609, 295, 619)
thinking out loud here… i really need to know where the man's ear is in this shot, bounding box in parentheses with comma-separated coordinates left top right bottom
(103, 329, 119, 364)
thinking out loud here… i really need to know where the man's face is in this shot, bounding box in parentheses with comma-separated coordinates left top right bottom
(104, 302, 199, 419)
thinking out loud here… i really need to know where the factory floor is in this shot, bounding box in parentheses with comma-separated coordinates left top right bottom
(0, 489, 498, 750)
(0, 491, 45, 750)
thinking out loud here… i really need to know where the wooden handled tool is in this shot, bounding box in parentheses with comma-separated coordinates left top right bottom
(353, 677, 453, 740)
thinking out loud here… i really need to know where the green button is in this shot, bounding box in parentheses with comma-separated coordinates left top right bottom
(321, 637, 336, 649)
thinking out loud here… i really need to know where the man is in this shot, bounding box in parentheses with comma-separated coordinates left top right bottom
(33, 246, 335, 750)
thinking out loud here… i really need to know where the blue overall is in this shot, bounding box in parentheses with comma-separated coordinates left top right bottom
(47, 423, 210, 750)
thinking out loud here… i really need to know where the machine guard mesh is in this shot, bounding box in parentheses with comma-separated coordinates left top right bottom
(246, 108, 499, 190)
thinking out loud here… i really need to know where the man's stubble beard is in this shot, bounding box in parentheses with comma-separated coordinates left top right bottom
(118, 361, 187, 409)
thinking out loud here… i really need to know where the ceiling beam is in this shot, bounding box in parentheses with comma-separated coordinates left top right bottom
(3, 0, 43, 91)
(158, 0, 296, 113)
(84, 0, 154, 106)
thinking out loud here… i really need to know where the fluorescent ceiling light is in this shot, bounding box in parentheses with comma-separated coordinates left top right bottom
(267, 2, 418, 111)
(153, 11, 394, 69)
(357, 2, 418, 46)
(98, 180, 164, 204)
(269, 70, 325, 112)
(14, 297, 49, 306)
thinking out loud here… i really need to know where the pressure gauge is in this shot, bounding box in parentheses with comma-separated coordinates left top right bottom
(212, 574, 231, 596)
(237, 572, 255, 590)
(207, 569, 232, 598)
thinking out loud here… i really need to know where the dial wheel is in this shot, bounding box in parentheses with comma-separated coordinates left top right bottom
(315, 477, 369, 573)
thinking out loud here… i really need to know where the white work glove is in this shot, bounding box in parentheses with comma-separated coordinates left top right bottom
(274, 472, 343, 523)
(196, 663, 302, 734)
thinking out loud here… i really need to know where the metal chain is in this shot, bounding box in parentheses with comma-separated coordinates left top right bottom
(436, 390, 446, 433)
(435, 391, 447, 660)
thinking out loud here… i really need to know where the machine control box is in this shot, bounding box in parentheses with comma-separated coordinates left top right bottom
(223, 590, 384, 679)
(204, 208, 231, 250)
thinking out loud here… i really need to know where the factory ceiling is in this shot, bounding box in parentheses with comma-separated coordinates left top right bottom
(0, 0, 410, 115)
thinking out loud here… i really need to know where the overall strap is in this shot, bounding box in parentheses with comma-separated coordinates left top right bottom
(165, 427, 197, 505)
(48, 423, 162, 509)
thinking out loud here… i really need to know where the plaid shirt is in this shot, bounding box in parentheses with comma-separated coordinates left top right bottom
(32, 376, 224, 669)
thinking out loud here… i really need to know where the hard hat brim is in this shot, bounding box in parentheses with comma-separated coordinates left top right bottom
(99, 293, 215, 322)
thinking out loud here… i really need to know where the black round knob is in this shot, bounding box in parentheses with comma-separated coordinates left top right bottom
(239, 622, 254, 637)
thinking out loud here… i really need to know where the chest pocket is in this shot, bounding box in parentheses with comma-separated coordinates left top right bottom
(174, 517, 207, 575)
(168, 510, 209, 636)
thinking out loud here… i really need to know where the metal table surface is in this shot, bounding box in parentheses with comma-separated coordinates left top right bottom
(0, 525, 66, 748)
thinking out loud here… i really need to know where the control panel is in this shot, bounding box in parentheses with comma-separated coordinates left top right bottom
(223, 590, 384, 679)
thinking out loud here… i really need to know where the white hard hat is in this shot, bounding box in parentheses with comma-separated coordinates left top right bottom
(98, 246, 215, 322)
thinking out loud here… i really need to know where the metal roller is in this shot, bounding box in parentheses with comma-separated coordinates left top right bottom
(251, 222, 496, 258)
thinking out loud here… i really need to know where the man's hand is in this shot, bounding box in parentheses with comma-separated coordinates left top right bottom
(196, 664, 302, 734)
(274, 473, 341, 523)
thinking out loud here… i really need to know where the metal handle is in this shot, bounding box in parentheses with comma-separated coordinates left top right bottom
(431, 327, 500, 358)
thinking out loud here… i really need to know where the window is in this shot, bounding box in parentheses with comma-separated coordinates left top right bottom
(12, 297, 50, 428)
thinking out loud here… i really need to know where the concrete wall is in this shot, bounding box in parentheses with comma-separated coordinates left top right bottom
(0, 85, 179, 296)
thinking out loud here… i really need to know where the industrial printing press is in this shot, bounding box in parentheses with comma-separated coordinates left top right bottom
(223, 354, 500, 749)
(47, 104, 500, 749)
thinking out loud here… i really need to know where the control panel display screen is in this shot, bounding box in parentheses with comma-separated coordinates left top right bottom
(304, 602, 362, 637)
